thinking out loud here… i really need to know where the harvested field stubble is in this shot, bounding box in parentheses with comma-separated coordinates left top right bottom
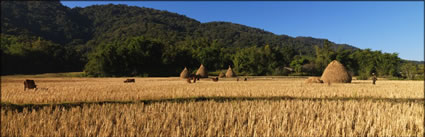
(1, 100, 423, 136)
(1, 77, 424, 136)
(1, 77, 422, 104)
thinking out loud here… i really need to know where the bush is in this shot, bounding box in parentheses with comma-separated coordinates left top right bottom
(357, 73, 369, 80)
(271, 68, 290, 76)
(208, 70, 226, 76)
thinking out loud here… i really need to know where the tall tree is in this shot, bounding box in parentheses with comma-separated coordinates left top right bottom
(314, 40, 336, 73)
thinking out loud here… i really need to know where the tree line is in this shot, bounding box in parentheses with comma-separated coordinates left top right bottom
(2, 26, 422, 80)
(82, 36, 421, 80)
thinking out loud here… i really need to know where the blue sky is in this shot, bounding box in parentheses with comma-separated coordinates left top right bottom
(61, 1, 424, 61)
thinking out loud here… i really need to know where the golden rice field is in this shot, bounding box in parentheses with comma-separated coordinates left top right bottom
(1, 76, 424, 136)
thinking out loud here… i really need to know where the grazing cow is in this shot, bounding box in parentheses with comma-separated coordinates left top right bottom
(124, 79, 135, 83)
(24, 79, 37, 90)
(244, 78, 248, 81)
(211, 77, 219, 82)
(186, 78, 192, 83)
(189, 74, 200, 81)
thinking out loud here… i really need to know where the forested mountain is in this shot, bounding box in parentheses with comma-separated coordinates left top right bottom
(1, 1, 92, 45)
(2, 1, 357, 52)
(74, 4, 201, 49)
(2, 1, 420, 79)
(194, 22, 357, 54)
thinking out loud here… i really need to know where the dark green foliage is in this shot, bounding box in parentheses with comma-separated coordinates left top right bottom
(344, 49, 402, 79)
(279, 45, 297, 67)
(84, 36, 164, 77)
(161, 45, 197, 75)
(233, 45, 284, 76)
(349, 49, 401, 77)
(314, 40, 336, 73)
(335, 47, 356, 73)
(286, 46, 404, 78)
(400, 62, 423, 80)
(233, 47, 263, 76)
(1, 1, 92, 45)
(290, 55, 311, 74)
(74, 4, 201, 49)
(1, 34, 84, 75)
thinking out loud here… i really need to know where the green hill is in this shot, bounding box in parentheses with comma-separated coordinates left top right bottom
(2, 1, 413, 78)
(2, 1, 358, 52)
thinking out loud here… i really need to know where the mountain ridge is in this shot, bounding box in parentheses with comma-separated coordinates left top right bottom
(1, 1, 359, 55)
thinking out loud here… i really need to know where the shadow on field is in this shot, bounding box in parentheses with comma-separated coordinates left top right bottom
(2, 96, 424, 112)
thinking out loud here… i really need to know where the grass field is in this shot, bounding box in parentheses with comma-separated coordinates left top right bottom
(1, 76, 424, 136)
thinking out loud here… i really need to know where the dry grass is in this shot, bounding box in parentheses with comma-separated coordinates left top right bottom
(1, 77, 421, 104)
(1, 76, 424, 136)
(305, 77, 323, 83)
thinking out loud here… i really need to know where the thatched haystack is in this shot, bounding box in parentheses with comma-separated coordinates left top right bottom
(320, 60, 352, 83)
(218, 72, 225, 78)
(226, 65, 237, 78)
(305, 77, 323, 83)
(180, 67, 190, 79)
(196, 64, 208, 78)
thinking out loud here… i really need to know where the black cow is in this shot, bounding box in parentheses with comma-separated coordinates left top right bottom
(211, 77, 219, 82)
(189, 74, 200, 81)
(124, 79, 135, 83)
(24, 79, 37, 90)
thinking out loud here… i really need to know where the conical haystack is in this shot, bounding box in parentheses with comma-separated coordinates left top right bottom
(226, 65, 237, 78)
(320, 60, 352, 83)
(196, 64, 208, 78)
(218, 72, 225, 78)
(180, 67, 190, 79)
